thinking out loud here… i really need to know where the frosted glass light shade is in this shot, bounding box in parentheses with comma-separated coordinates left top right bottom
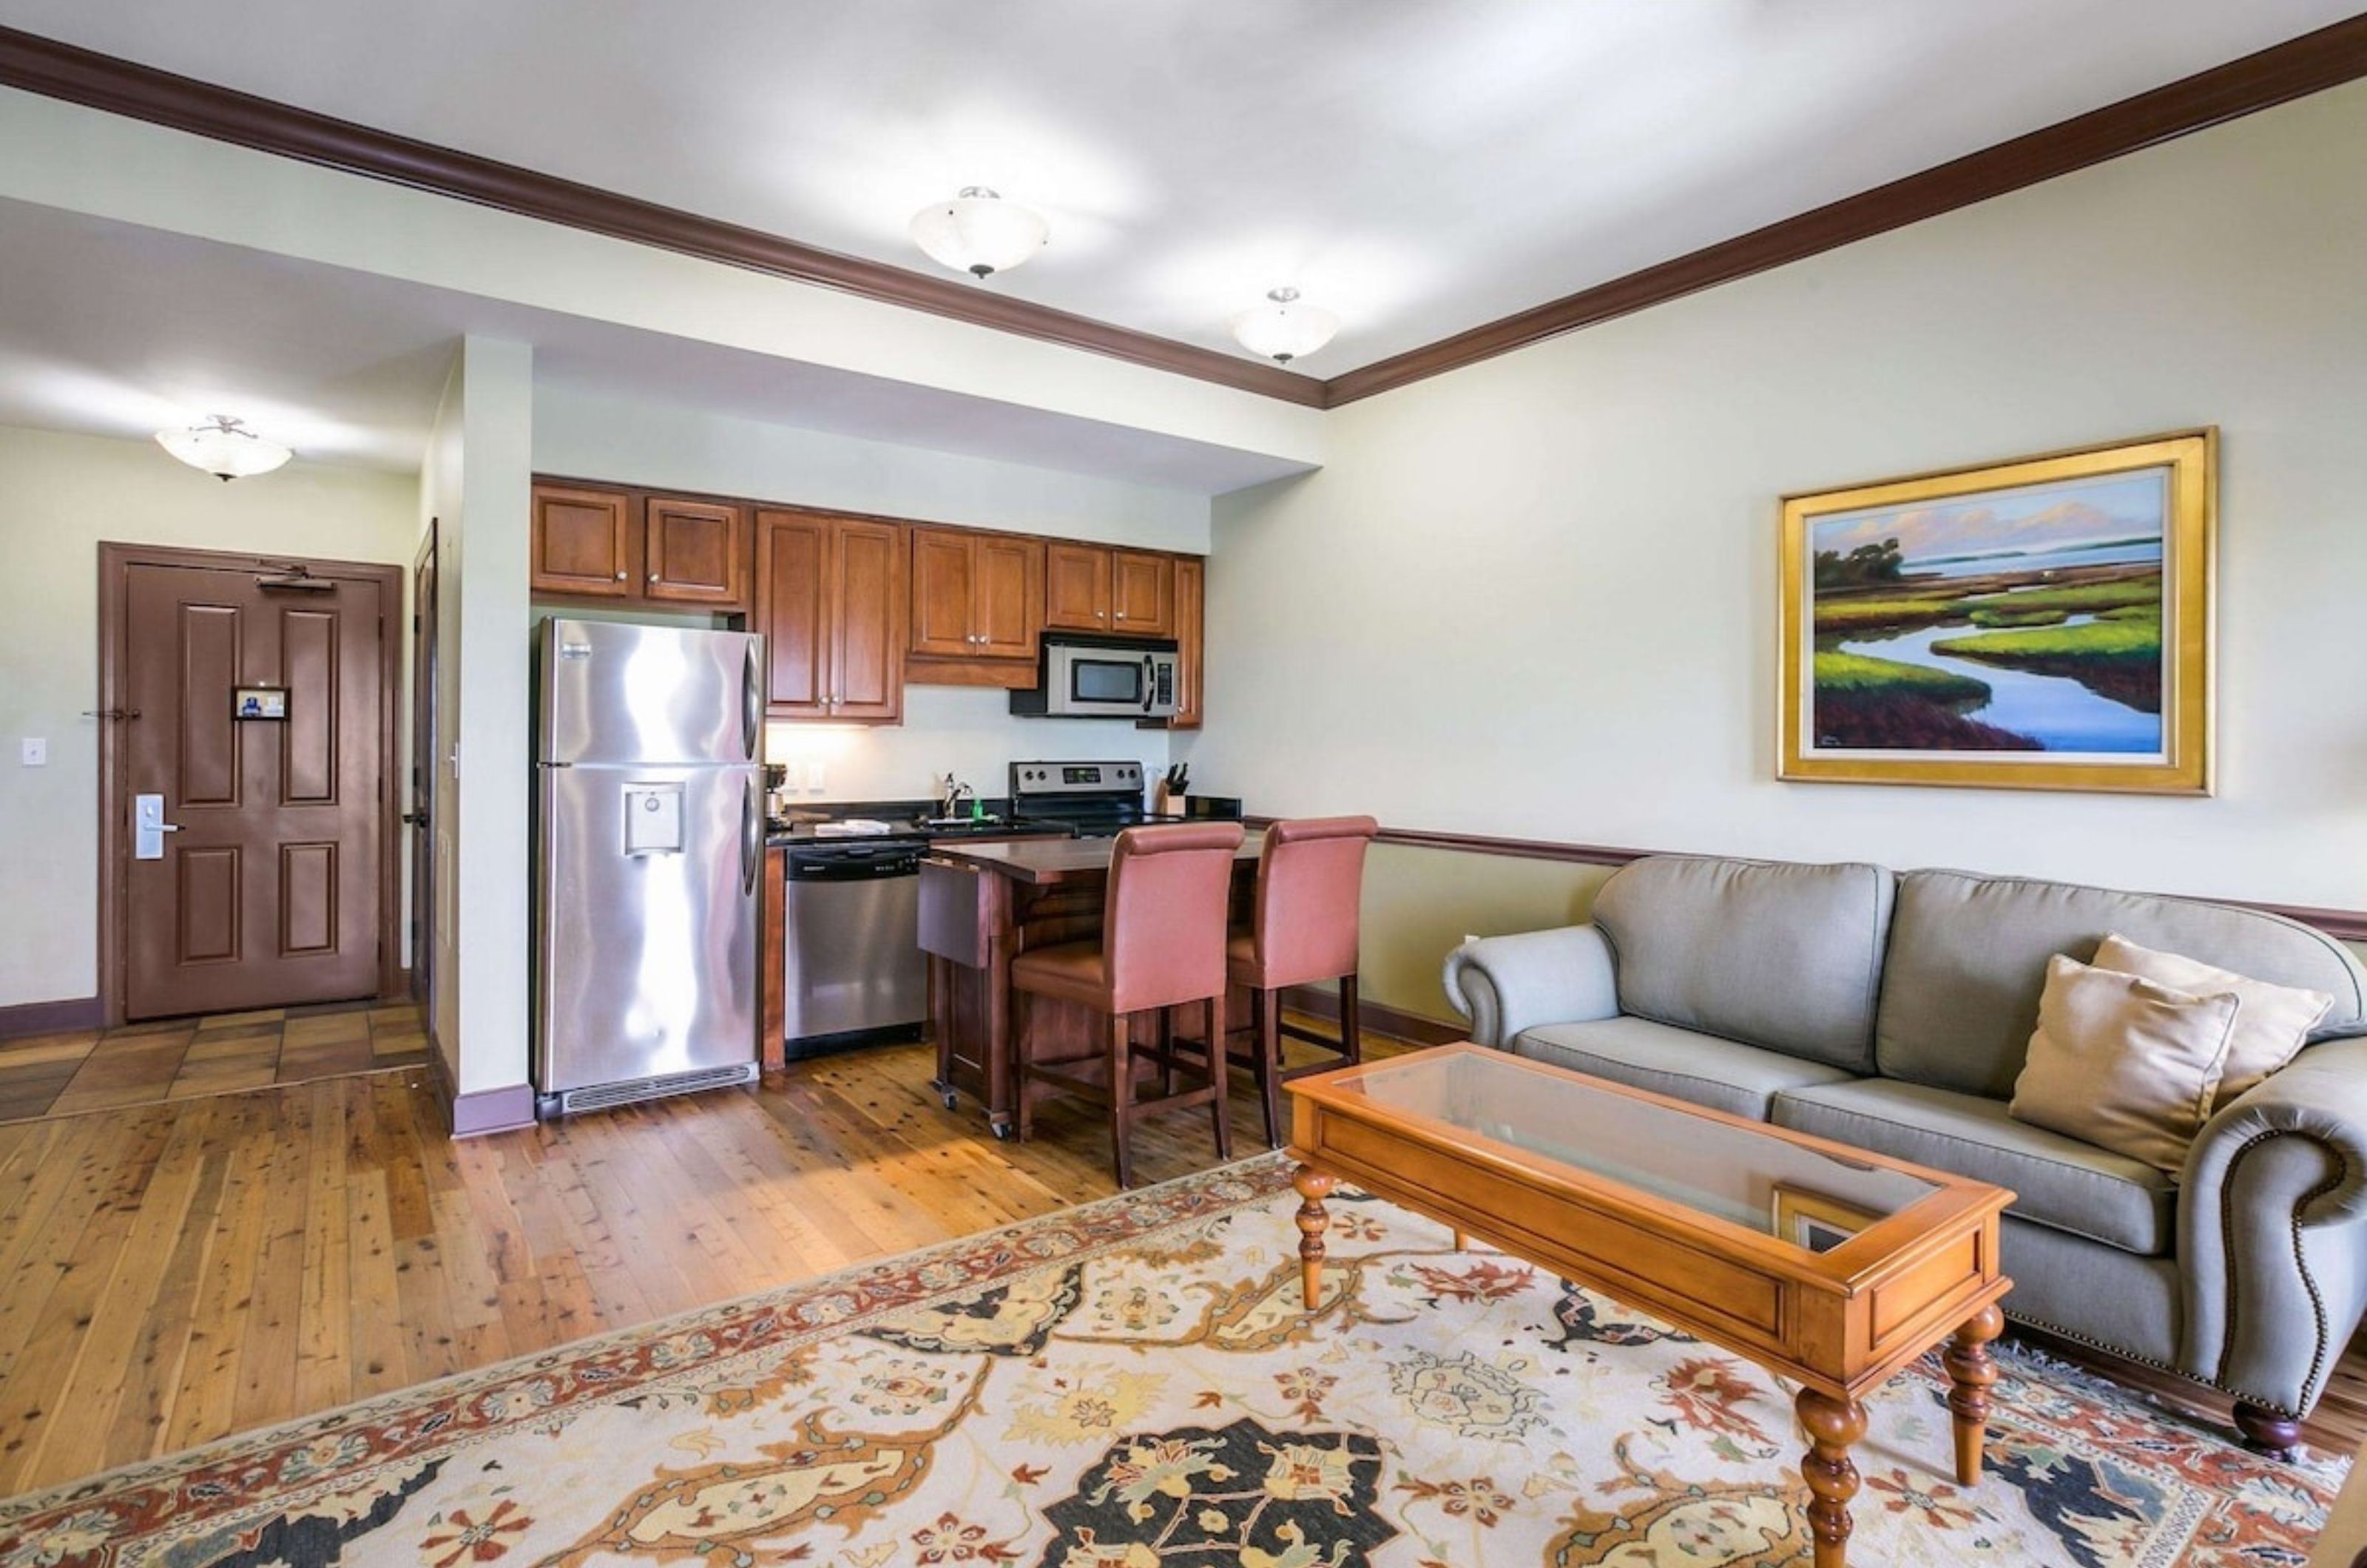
(156, 415, 293, 481)
(1229, 288, 1339, 364)
(908, 187, 1050, 279)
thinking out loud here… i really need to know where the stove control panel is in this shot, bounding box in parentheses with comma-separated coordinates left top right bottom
(1011, 760, 1144, 797)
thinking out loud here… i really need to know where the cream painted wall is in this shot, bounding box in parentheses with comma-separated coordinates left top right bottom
(0, 423, 418, 1010)
(536, 387, 1203, 804)
(1195, 81, 2367, 1020)
(533, 387, 1211, 554)
(419, 338, 536, 1095)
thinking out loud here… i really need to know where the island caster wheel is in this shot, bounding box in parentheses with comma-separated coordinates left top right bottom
(991, 1122, 1013, 1141)
(942, 1090, 958, 1111)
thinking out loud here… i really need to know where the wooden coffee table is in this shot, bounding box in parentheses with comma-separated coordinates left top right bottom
(1287, 1042, 2013, 1568)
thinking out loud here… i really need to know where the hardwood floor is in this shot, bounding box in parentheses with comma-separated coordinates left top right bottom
(0, 1001, 430, 1125)
(0, 1035, 1341, 1495)
(0, 1031, 2360, 1498)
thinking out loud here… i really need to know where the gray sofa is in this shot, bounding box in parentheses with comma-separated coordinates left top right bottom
(1442, 854, 2367, 1453)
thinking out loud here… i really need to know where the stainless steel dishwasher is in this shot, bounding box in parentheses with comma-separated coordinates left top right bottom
(782, 841, 928, 1057)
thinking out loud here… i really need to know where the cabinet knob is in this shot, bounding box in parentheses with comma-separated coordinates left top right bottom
(1114, 611, 1127, 620)
(648, 572, 660, 584)
(615, 570, 627, 581)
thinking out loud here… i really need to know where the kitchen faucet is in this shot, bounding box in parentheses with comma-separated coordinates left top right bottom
(937, 773, 973, 820)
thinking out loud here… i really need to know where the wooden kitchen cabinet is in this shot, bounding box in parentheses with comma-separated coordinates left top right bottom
(1170, 555, 1204, 729)
(1111, 549, 1175, 636)
(755, 508, 905, 722)
(1043, 543, 1174, 636)
(532, 481, 750, 612)
(831, 520, 906, 720)
(645, 497, 746, 605)
(530, 484, 633, 597)
(910, 527, 1043, 661)
(1044, 541, 1111, 632)
(975, 534, 1044, 658)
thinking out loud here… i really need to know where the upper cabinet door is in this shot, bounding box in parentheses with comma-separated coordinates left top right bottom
(973, 534, 1044, 660)
(755, 511, 831, 717)
(1044, 542, 1110, 632)
(1170, 557, 1204, 730)
(646, 499, 746, 606)
(831, 520, 907, 722)
(909, 527, 977, 658)
(531, 484, 632, 597)
(1110, 550, 1175, 637)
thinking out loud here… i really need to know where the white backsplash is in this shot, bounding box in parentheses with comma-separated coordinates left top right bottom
(766, 684, 1172, 805)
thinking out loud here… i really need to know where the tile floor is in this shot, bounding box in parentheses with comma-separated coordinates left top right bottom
(0, 999, 430, 1124)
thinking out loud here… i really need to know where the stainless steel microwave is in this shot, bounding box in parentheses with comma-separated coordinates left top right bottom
(1011, 637, 1180, 720)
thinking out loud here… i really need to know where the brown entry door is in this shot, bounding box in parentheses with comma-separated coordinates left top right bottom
(121, 563, 385, 1019)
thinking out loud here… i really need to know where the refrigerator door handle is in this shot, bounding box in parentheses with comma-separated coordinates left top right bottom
(741, 641, 763, 761)
(741, 774, 763, 897)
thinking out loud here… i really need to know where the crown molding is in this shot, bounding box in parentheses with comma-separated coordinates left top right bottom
(0, 25, 1326, 409)
(3, 18, 2364, 413)
(1323, 13, 2367, 405)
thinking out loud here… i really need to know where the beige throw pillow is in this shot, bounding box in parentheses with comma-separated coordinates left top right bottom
(2093, 933, 2330, 1107)
(2010, 954, 2241, 1175)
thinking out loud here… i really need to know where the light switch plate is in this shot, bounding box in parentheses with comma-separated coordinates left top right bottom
(20, 738, 44, 766)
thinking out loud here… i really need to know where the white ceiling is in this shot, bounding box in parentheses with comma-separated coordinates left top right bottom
(0, 198, 1314, 491)
(0, 0, 2354, 374)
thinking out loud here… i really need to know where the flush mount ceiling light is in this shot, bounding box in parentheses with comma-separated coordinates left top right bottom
(155, 414, 293, 481)
(1229, 287, 1340, 365)
(908, 187, 1050, 279)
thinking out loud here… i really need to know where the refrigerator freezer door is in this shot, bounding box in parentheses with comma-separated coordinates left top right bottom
(538, 618, 765, 766)
(536, 762, 760, 1095)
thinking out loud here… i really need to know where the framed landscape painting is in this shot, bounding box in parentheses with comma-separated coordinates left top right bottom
(1778, 430, 2215, 794)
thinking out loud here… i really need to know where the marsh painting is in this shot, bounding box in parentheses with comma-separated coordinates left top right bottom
(1779, 432, 2214, 794)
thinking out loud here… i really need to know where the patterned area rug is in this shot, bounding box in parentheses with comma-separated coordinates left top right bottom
(0, 1155, 2342, 1567)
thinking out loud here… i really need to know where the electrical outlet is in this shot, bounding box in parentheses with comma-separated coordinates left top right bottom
(803, 760, 828, 794)
(19, 738, 45, 767)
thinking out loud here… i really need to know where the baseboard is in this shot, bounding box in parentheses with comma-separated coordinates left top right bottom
(1282, 984, 1464, 1047)
(0, 995, 104, 1041)
(425, 1034, 536, 1138)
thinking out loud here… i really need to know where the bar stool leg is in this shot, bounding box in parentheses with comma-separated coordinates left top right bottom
(1339, 974, 1363, 1066)
(1250, 987, 1283, 1149)
(1158, 1006, 1175, 1095)
(1014, 990, 1036, 1143)
(1257, 985, 1285, 1149)
(1207, 996, 1232, 1162)
(1107, 1010, 1137, 1190)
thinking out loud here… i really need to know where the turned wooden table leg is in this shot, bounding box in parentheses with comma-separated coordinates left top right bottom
(1797, 1387, 1867, 1568)
(1452, 1229, 1469, 1251)
(1292, 1163, 1335, 1311)
(1943, 1303, 2005, 1485)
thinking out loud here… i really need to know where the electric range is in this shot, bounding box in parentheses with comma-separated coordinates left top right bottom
(1008, 760, 1167, 839)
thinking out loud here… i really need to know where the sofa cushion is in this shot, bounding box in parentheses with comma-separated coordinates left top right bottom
(1772, 1078, 2175, 1256)
(1875, 868, 2367, 1100)
(1593, 856, 1896, 1072)
(1515, 1016, 1859, 1121)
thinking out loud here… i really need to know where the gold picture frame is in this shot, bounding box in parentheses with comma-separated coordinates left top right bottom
(1771, 1183, 1879, 1255)
(1778, 429, 2215, 794)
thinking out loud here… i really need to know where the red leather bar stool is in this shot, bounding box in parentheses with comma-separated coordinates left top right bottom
(1225, 816, 1379, 1148)
(1011, 822, 1246, 1189)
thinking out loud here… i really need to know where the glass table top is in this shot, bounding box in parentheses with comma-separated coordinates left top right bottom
(1319, 1048, 1940, 1251)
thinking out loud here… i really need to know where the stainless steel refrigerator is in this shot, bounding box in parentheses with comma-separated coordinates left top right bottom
(533, 618, 765, 1115)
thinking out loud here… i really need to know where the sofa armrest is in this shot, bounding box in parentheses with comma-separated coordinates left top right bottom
(1442, 925, 1618, 1050)
(2177, 1035, 2367, 1415)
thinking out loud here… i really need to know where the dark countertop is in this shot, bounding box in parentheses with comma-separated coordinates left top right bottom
(924, 829, 1263, 886)
(765, 819, 1072, 848)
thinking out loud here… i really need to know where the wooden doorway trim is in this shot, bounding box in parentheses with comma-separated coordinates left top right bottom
(95, 541, 405, 1027)
(410, 521, 437, 1014)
